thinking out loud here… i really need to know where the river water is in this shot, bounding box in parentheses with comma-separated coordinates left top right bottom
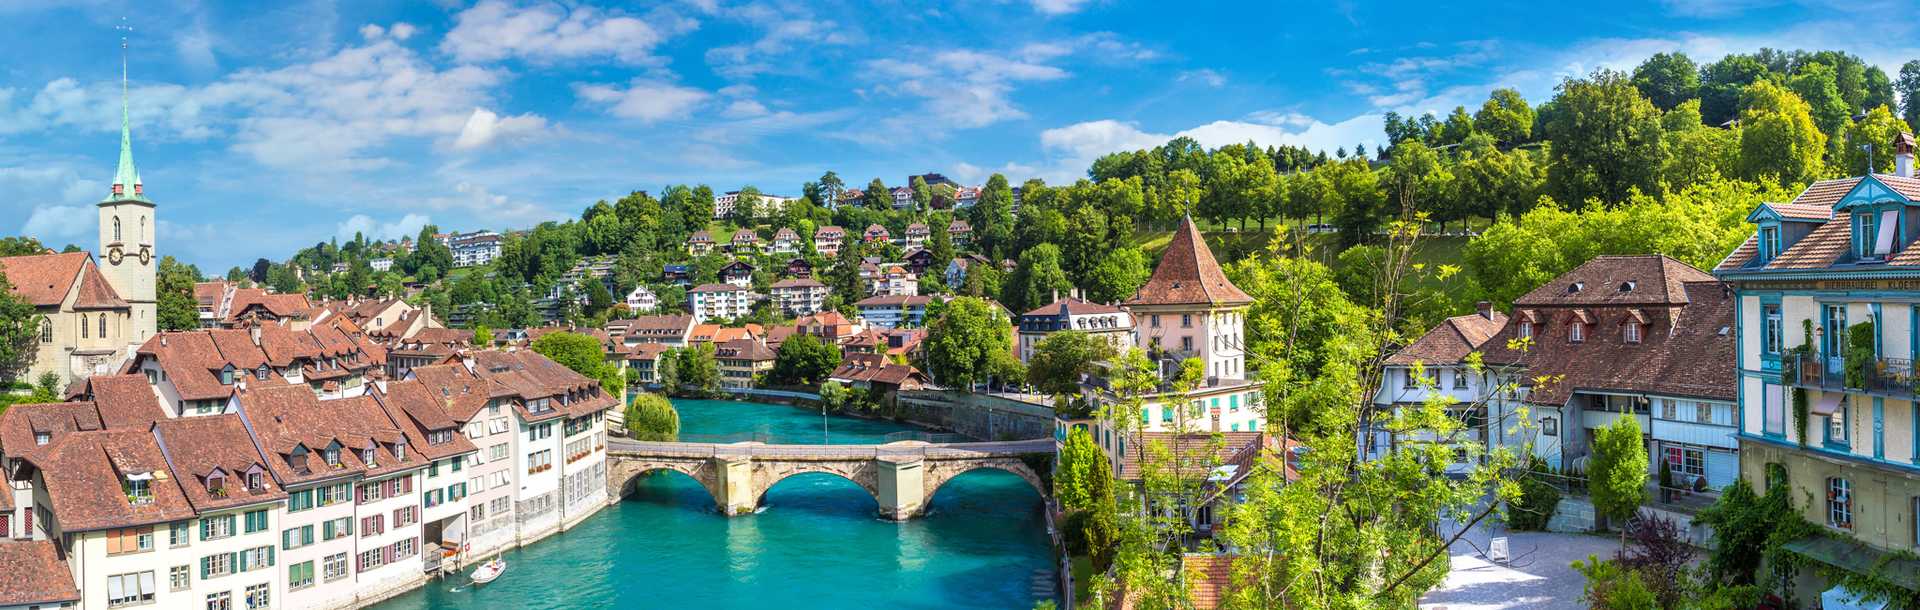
(369, 398, 1054, 610)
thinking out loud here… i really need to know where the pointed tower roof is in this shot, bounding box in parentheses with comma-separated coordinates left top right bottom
(102, 35, 151, 207)
(1125, 216, 1253, 307)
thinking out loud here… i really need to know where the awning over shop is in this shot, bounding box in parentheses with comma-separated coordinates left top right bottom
(1811, 392, 1843, 416)
(1822, 585, 1889, 610)
(1782, 535, 1920, 595)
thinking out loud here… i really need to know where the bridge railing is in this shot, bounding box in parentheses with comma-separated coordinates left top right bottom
(607, 438, 1055, 459)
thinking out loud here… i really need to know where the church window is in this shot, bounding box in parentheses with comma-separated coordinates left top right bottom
(113, 217, 121, 242)
(99, 314, 107, 338)
(40, 319, 51, 342)
(139, 216, 146, 241)
(80, 316, 88, 338)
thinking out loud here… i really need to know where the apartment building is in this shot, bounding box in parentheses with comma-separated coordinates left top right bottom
(1017, 297, 1135, 364)
(770, 228, 801, 255)
(1715, 139, 1920, 594)
(855, 295, 934, 329)
(407, 363, 517, 556)
(687, 231, 716, 255)
(465, 351, 614, 539)
(813, 226, 846, 258)
(715, 339, 776, 389)
(1367, 304, 1507, 471)
(769, 279, 828, 316)
(689, 284, 751, 324)
(607, 314, 695, 347)
(904, 223, 930, 248)
(448, 232, 502, 268)
(369, 381, 480, 576)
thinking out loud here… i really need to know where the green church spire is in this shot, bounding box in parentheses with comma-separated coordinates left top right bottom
(104, 25, 148, 205)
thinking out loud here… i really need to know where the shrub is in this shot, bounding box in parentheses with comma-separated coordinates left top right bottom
(624, 393, 680, 441)
(1572, 555, 1658, 610)
(1508, 457, 1561, 531)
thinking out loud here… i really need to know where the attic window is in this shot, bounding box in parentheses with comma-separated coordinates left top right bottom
(247, 471, 264, 491)
(1568, 282, 1584, 294)
(34, 432, 50, 445)
(206, 472, 225, 494)
(323, 448, 341, 468)
(256, 365, 268, 380)
(1619, 281, 1635, 292)
(362, 448, 377, 467)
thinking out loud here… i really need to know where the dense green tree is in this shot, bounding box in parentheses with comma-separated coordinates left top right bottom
(531, 332, 609, 379)
(1590, 415, 1649, 533)
(909, 176, 932, 213)
(677, 342, 722, 397)
(1630, 52, 1700, 111)
(925, 212, 956, 279)
(1027, 331, 1116, 397)
(971, 174, 1017, 259)
(0, 274, 40, 385)
(769, 333, 841, 386)
(0, 237, 50, 257)
(1325, 158, 1386, 248)
(624, 393, 680, 441)
(1542, 69, 1667, 206)
(924, 297, 1019, 389)
(471, 325, 493, 346)
(1384, 140, 1458, 230)
(1203, 150, 1280, 230)
(1004, 243, 1073, 313)
(1738, 80, 1827, 187)
(156, 256, 201, 331)
(1786, 61, 1851, 142)
(407, 225, 454, 277)
(1054, 427, 1113, 512)
(1436, 106, 1476, 146)
(1659, 100, 1741, 188)
(1837, 105, 1913, 175)
(864, 178, 891, 210)
(819, 171, 846, 207)
(1083, 247, 1150, 305)
(1700, 54, 1772, 126)
(1897, 60, 1920, 128)
(1472, 88, 1535, 144)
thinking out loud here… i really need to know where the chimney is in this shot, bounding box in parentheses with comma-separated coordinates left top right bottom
(1476, 301, 1495, 321)
(1896, 132, 1916, 178)
(250, 325, 262, 346)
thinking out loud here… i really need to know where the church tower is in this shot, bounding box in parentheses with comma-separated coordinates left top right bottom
(98, 35, 156, 343)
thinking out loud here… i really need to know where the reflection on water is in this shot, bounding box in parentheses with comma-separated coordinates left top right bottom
(368, 400, 1054, 609)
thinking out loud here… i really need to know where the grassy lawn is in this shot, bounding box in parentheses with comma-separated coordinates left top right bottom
(1070, 554, 1094, 601)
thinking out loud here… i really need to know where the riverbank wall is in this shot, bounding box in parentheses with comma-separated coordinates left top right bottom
(895, 391, 1054, 441)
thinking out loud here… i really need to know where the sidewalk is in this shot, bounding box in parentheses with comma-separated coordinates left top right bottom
(1420, 528, 1617, 610)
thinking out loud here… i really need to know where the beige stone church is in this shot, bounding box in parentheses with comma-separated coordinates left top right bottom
(0, 87, 156, 386)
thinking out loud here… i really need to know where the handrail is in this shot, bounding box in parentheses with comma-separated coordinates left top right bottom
(606, 437, 1054, 459)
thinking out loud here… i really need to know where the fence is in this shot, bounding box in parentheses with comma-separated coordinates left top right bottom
(881, 431, 969, 444)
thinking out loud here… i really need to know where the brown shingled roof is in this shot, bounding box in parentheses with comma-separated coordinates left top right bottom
(1511, 255, 1712, 307)
(1385, 311, 1509, 366)
(1126, 217, 1252, 307)
(1482, 280, 1733, 406)
(0, 541, 80, 606)
(371, 380, 478, 460)
(32, 428, 196, 532)
(153, 415, 288, 512)
(71, 262, 129, 309)
(80, 374, 168, 429)
(0, 251, 89, 306)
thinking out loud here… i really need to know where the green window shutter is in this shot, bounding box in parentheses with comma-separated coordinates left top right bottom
(282, 530, 291, 550)
(267, 545, 275, 567)
(200, 556, 209, 580)
(230, 552, 239, 573)
(452, 459, 462, 472)
(304, 525, 314, 545)
(321, 521, 332, 540)
(200, 518, 211, 540)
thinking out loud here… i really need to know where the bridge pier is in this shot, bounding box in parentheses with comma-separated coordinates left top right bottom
(715, 455, 758, 515)
(876, 457, 926, 521)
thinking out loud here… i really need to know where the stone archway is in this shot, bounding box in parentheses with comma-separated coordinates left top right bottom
(750, 460, 883, 506)
(609, 458, 726, 510)
(922, 459, 1048, 504)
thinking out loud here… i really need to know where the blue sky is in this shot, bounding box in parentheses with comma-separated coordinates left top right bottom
(2, 0, 1917, 271)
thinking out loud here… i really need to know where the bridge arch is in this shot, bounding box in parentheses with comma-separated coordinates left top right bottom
(923, 459, 1047, 504)
(751, 461, 881, 506)
(610, 459, 726, 511)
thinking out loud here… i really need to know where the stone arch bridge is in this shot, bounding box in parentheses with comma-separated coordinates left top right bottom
(607, 438, 1053, 520)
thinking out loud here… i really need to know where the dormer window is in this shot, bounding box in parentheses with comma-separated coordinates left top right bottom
(256, 365, 268, 380)
(323, 447, 341, 468)
(1519, 322, 1533, 340)
(207, 472, 226, 494)
(1623, 323, 1642, 344)
(1760, 226, 1781, 263)
(1567, 282, 1584, 294)
(362, 448, 377, 467)
(124, 473, 154, 504)
(34, 432, 50, 445)
(1569, 323, 1586, 344)
(220, 368, 234, 384)
(1856, 209, 1900, 259)
(246, 471, 264, 491)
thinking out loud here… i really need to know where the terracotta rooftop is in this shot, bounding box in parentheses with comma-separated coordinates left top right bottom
(1022, 296, 1125, 318)
(1126, 217, 1252, 307)
(1385, 310, 1509, 366)
(0, 541, 80, 606)
(0, 252, 117, 308)
(31, 428, 197, 532)
(1483, 277, 1733, 406)
(152, 415, 288, 512)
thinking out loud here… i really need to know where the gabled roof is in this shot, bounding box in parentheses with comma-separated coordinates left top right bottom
(0, 541, 80, 606)
(0, 251, 93, 307)
(1384, 311, 1509, 366)
(1482, 280, 1733, 406)
(1511, 255, 1710, 307)
(0, 401, 104, 461)
(1126, 217, 1252, 307)
(1023, 296, 1124, 318)
(78, 374, 168, 429)
(32, 428, 196, 532)
(371, 380, 478, 460)
(153, 415, 287, 512)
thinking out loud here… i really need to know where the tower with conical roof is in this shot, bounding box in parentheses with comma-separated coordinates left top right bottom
(97, 30, 156, 344)
(1118, 215, 1265, 434)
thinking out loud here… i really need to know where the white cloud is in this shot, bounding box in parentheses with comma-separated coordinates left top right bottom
(1177, 69, 1226, 88)
(868, 48, 1071, 128)
(1031, 0, 1091, 15)
(573, 79, 710, 122)
(20, 204, 93, 245)
(702, 3, 853, 79)
(722, 99, 769, 118)
(440, 0, 690, 65)
(336, 213, 430, 242)
(1022, 112, 1386, 183)
(452, 107, 548, 150)
(389, 23, 417, 41)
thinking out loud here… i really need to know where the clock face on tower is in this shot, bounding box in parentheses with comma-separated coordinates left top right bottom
(107, 245, 124, 265)
(138, 246, 151, 266)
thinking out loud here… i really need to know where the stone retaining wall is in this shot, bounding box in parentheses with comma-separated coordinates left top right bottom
(895, 391, 1055, 441)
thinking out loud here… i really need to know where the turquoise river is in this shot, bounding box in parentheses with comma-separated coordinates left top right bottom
(369, 398, 1054, 609)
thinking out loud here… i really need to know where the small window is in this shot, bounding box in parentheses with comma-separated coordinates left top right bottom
(39, 318, 50, 342)
(1540, 416, 1558, 437)
(1828, 478, 1853, 529)
(1569, 323, 1585, 343)
(1519, 322, 1533, 339)
(1623, 323, 1641, 344)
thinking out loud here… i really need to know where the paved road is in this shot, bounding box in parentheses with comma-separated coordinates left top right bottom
(1419, 523, 1617, 610)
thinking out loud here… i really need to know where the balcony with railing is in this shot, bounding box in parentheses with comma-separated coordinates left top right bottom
(1783, 352, 1919, 399)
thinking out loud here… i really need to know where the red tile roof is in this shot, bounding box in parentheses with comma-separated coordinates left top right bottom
(1022, 296, 1124, 317)
(0, 541, 80, 606)
(1512, 255, 1713, 307)
(1385, 311, 1509, 366)
(371, 380, 478, 460)
(1483, 278, 1733, 406)
(0, 252, 91, 306)
(31, 428, 197, 532)
(152, 415, 288, 512)
(79, 374, 168, 429)
(1127, 217, 1252, 307)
